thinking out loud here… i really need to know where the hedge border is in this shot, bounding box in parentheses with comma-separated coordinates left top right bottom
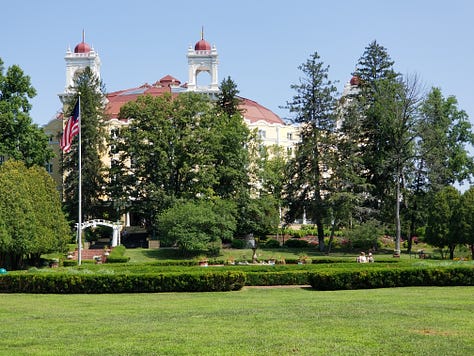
(308, 266, 474, 290)
(0, 271, 245, 294)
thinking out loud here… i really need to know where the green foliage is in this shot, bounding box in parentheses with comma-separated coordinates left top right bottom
(284, 239, 309, 248)
(345, 220, 384, 251)
(62, 67, 108, 221)
(0, 271, 246, 293)
(244, 270, 310, 286)
(106, 245, 129, 263)
(264, 239, 281, 248)
(237, 194, 280, 237)
(284, 51, 338, 251)
(114, 92, 250, 233)
(425, 186, 461, 259)
(216, 76, 243, 117)
(231, 239, 247, 249)
(309, 266, 474, 290)
(458, 187, 474, 249)
(0, 161, 70, 269)
(418, 87, 474, 190)
(157, 199, 236, 256)
(0, 58, 53, 167)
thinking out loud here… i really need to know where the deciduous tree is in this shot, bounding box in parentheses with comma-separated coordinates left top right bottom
(0, 161, 70, 269)
(0, 58, 53, 167)
(425, 186, 460, 259)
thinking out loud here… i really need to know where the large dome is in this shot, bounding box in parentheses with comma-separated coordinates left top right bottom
(74, 41, 91, 53)
(194, 39, 211, 51)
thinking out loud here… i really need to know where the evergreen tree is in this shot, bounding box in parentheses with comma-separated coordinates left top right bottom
(62, 67, 107, 222)
(216, 76, 243, 117)
(0, 58, 53, 167)
(353, 41, 401, 215)
(284, 52, 338, 251)
(214, 77, 250, 200)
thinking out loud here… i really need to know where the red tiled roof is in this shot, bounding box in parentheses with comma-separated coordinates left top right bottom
(106, 84, 172, 118)
(106, 81, 285, 126)
(239, 97, 285, 125)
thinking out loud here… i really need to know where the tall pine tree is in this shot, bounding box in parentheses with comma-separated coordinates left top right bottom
(284, 52, 338, 251)
(62, 67, 107, 222)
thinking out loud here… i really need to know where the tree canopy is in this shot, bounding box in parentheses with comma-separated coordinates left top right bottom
(62, 67, 108, 222)
(284, 51, 338, 251)
(0, 160, 70, 269)
(0, 58, 53, 167)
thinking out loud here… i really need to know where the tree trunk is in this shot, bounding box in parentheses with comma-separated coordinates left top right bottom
(316, 219, 325, 252)
(325, 220, 336, 255)
(449, 244, 455, 260)
(394, 172, 401, 257)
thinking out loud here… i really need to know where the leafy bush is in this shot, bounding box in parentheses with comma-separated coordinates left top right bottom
(346, 220, 383, 251)
(231, 239, 247, 249)
(264, 239, 281, 248)
(284, 239, 309, 248)
(106, 245, 130, 263)
(308, 266, 474, 290)
(0, 271, 246, 293)
(157, 199, 236, 256)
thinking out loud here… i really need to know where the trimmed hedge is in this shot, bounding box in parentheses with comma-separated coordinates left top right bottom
(0, 271, 245, 294)
(309, 266, 474, 290)
(245, 271, 310, 286)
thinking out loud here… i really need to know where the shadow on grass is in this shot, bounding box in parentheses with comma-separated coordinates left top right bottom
(142, 248, 186, 260)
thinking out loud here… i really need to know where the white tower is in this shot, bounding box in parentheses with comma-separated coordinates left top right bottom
(59, 32, 101, 103)
(187, 29, 219, 93)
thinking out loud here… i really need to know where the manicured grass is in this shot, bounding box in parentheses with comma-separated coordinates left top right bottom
(0, 286, 472, 355)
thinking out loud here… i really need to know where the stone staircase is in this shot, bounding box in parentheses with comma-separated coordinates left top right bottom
(70, 248, 111, 263)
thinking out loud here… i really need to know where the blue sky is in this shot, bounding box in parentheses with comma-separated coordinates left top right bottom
(2, 0, 473, 126)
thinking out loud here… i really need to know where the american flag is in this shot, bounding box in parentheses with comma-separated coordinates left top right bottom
(60, 100, 80, 153)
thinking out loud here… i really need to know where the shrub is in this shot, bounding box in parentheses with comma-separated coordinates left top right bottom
(346, 220, 383, 251)
(231, 239, 247, 249)
(284, 239, 309, 248)
(106, 245, 130, 263)
(0, 271, 246, 293)
(264, 239, 280, 248)
(308, 266, 474, 290)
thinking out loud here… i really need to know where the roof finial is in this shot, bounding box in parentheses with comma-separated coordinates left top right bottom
(201, 26, 204, 40)
(82, 29, 85, 43)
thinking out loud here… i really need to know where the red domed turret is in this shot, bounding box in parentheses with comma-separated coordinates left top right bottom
(195, 39, 211, 51)
(194, 27, 211, 51)
(74, 31, 91, 53)
(74, 41, 91, 53)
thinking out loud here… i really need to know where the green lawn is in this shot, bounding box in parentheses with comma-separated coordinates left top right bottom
(0, 286, 473, 355)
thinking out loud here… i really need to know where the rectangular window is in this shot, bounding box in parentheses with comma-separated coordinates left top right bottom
(287, 132, 293, 140)
(110, 128, 119, 139)
(258, 130, 266, 138)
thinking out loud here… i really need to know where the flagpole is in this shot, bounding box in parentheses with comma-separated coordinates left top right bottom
(77, 94, 82, 266)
